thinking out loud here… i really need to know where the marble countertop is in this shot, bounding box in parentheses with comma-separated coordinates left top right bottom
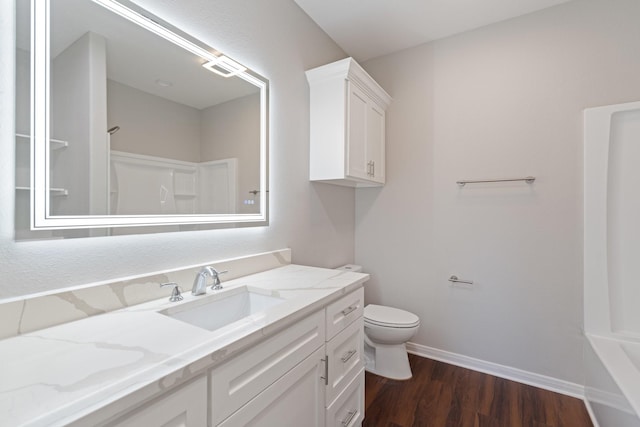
(0, 264, 368, 427)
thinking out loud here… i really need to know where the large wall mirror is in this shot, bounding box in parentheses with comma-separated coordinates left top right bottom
(15, 0, 268, 237)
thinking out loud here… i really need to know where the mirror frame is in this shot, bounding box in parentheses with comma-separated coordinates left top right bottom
(30, 0, 268, 230)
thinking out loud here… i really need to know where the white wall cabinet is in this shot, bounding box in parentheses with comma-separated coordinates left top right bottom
(307, 57, 391, 187)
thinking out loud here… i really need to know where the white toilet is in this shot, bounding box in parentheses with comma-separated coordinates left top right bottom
(336, 264, 420, 380)
(364, 304, 420, 380)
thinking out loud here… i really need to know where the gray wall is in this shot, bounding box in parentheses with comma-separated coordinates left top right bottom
(356, 0, 640, 385)
(108, 80, 202, 163)
(0, 0, 351, 298)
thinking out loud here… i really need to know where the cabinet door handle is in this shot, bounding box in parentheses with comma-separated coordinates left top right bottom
(342, 410, 357, 426)
(341, 305, 358, 316)
(320, 356, 329, 385)
(371, 161, 375, 177)
(341, 349, 357, 363)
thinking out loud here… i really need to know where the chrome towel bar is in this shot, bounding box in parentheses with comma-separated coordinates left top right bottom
(449, 275, 473, 285)
(456, 176, 535, 187)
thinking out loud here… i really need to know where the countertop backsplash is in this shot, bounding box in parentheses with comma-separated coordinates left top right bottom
(0, 249, 291, 340)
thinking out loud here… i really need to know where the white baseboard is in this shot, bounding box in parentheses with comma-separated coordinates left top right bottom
(406, 342, 585, 399)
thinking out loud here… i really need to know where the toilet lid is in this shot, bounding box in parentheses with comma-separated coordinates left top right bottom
(364, 304, 420, 328)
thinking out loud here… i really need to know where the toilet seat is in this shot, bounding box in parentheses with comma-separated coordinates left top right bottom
(364, 304, 420, 328)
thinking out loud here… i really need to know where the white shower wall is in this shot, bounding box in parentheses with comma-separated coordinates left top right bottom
(607, 109, 640, 337)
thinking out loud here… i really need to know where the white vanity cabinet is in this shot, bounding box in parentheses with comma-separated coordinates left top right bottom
(213, 288, 365, 427)
(307, 57, 391, 187)
(67, 287, 365, 427)
(108, 376, 208, 427)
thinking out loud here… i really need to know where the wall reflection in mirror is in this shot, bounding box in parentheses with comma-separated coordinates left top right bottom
(15, 0, 268, 238)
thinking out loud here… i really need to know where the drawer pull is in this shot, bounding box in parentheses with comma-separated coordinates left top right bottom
(342, 410, 357, 426)
(341, 305, 358, 316)
(341, 349, 357, 363)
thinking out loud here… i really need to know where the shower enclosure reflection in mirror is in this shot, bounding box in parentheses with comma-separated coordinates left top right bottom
(19, 0, 268, 233)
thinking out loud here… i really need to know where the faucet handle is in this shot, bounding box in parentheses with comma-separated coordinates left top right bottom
(160, 282, 183, 302)
(210, 269, 228, 291)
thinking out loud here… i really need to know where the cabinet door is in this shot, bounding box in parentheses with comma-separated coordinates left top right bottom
(110, 376, 207, 427)
(211, 310, 325, 425)
(346, 82, 386, 184)
(367, 103, 385, 184)
(217, 347, 326, 427)
(346, 82, 369, 181)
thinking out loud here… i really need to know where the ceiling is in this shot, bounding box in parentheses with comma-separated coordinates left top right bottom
(294, 0, 574, 62)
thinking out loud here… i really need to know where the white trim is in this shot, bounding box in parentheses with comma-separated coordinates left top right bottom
(584, 398, 602, 427)
(586, 387, 638, 416)
(406, 342, 585, 398)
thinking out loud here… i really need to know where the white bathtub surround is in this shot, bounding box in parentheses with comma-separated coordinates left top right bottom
(0, 249, 291, 340)
(584, 338, 640, 427)
(584, 101, 640, 425)
(0, 262, 368, 426)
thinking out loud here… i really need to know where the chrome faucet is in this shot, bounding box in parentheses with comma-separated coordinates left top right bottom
(192, 266, 228, 295)
(160, 282, 183, 302)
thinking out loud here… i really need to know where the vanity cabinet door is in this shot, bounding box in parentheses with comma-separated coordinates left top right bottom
(210, 310, 325, 425)
(217, 347, 326, 427)
(109, 376, 207, 427)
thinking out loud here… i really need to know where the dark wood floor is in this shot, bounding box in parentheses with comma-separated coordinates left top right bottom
(363, 354, 593, 427)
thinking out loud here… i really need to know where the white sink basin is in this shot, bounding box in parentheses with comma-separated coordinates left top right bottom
(160, 287, 285, 332)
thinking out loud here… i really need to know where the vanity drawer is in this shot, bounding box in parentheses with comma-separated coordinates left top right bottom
(325, 317, 364, 406)
(210, 310, 325, 425)
(325, 288, 364, 340)
(326, 368, 364, 427)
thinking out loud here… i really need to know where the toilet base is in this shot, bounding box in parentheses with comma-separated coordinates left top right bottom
(364, 341, 413, 380)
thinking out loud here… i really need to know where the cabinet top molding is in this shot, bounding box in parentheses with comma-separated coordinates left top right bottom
(306, 57, 392, 109)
